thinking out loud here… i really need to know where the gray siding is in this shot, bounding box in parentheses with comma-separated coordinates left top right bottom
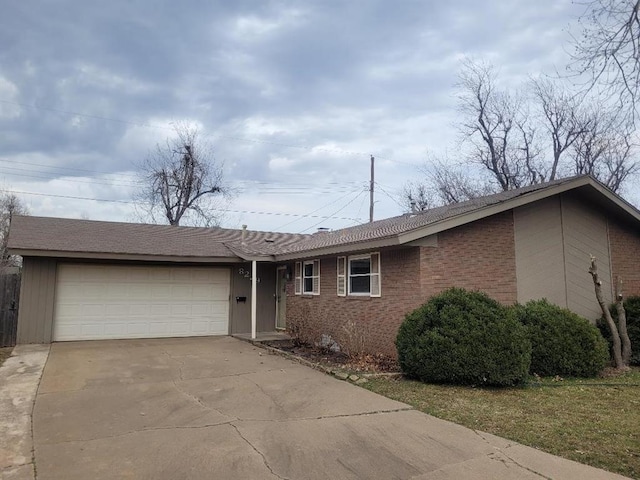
(17, 257, 57, 344)
(561, 194, 612, 320)
(513, 193, 612, 322)
(230, 262, 277, 334)
(514, 196, 567, 307)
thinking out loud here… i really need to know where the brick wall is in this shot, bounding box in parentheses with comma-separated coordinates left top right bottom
(420, 211, 518, 304)
(285, 211, 519, 358)
(286, 247, 422, 358)
(608, 218, 640, 296)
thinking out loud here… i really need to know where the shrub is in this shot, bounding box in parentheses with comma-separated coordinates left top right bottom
(597, 295, 640, 366)
(514, 300, 608, 377)
(396, 288, 531, 387)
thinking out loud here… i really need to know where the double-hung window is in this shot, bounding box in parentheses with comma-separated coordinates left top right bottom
(294, 260, 320, 295)
(337, 252, 380, 297)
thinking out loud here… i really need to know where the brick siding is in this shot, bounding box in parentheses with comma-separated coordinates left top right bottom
(608, 218, 640, 297)
(285, 211, 518, 358)
(286, 247, 422, 358)
(420, 211, 518, 304)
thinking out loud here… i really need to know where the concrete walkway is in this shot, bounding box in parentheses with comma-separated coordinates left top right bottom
(0, 344, 50, 480)
(1, 337, 631, 479)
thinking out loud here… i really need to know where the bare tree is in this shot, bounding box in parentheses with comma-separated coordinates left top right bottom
(530, 78, 592, 180)
(570, 0, 640, 122)
(0, 194, 29, 268)
(571, 109, 639, 191)
(589, 256, 631, 369)
(138, 124, 227, 226)
(402, 160, 497, 212)
(403, 182, 433, 212)
(431, 164, 496, 205)
(458, 60, 544, 190)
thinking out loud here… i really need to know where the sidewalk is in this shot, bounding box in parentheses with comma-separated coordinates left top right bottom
(0, 345, 49, 480)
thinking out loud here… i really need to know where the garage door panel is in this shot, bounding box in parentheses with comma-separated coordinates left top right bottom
(53, 264, 230, 341)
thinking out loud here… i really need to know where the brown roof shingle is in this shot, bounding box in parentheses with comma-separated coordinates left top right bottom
(7, 216, 306, 260)
(276, 176, 586, 255)
(10, 175, 634, 261)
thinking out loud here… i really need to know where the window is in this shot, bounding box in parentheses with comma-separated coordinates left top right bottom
(342, 252, 380, 297)
(294, 260, 320, 295)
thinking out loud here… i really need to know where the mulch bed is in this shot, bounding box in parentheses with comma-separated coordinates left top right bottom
(263, 340, 399, 374)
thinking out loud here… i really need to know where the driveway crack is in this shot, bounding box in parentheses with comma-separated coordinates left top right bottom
(471, 429, 552, 480)
(162, 350, 236, 420)
(230, 423, 288, 480)
(37, 421, 237, 445)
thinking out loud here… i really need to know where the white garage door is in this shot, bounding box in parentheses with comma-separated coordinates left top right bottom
(53, 264, 230, 341)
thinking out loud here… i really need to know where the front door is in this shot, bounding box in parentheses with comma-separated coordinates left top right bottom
(276, 267, 287, 329)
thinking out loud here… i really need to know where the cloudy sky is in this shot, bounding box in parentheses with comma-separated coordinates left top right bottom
(1, 0, 624, 233)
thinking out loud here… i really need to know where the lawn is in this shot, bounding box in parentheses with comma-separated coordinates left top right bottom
(0, 346, 13, 367)
(364, 368, 640, 479)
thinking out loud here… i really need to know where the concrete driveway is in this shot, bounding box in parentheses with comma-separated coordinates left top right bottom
(32, 337, 627, 480)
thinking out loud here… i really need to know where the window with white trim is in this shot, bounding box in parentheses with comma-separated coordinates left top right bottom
(343, 252, 380, 297)
(294, 260, 320, 295)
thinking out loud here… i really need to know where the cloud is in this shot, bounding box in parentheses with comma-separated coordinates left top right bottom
(0, 0, 636, 232)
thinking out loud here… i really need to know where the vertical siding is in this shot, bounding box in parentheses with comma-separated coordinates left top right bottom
(16, 257, 57, 344)
(257, 263, 276, 332)
(230, 262, 251, 334)
(229, 262, 277, 334)
(513, 196, 567, 307)
(561, 193, 612, 321)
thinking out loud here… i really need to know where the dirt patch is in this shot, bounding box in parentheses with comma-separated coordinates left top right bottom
(264, 340, 399, 374)
(0, 346, 13, 367)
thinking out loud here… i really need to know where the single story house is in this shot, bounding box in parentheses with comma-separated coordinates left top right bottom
(8, 175, 640, 357)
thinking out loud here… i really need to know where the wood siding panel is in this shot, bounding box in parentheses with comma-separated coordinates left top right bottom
(256, 263, 276, 332)
(561, 194, 612, 321)
(17, 257, 57, 343)
(514, 197, 567, 307)
(230, 262, 276, 334)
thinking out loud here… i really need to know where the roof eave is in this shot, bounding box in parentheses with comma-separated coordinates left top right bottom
(9, 249, 245, 264)
(397, 176, 638, 244)
(274, 235, 402, 261)
(275, 176, 640, 259)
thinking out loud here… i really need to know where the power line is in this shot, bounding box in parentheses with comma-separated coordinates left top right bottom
(5, 189, 362, 221)
(0, 158, 139, 180)
(0, 157, 364, 194)
(299, 189, 367, 233)
(272, 187, 366, 230)
(375, 182, 406, 210)
(0, 167, 141, 188)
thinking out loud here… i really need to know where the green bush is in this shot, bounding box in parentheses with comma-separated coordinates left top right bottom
(514, 300, 608, 377)
(396, 288, 531, 387)
(597, 296, 640, 366)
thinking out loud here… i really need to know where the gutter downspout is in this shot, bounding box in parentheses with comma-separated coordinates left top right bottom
(251, 259, 257, 340)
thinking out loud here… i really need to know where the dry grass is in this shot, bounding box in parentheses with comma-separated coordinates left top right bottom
(364, 368, 640, 479)
(0, 346, 13, 367)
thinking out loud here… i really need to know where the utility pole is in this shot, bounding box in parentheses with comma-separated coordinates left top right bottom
(369, 155, 375, 223)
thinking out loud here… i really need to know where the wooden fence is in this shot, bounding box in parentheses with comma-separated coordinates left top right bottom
(0, 273, 20, 347)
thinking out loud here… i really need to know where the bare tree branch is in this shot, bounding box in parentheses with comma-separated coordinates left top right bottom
(570, 0, 640, 124)
(589, 255, 625, 369)
(0, 194, 29, 268)
(137, 124, 227, 226)
(458, 60, 544, 190)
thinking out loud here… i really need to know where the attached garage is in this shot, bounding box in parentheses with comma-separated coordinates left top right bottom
(9, 216, 296, 344)
(53, 264, 230, 341)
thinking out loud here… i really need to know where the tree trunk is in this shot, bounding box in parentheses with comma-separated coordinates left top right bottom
(589, 256, 625, 369)
(615, 277, 632, 365)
